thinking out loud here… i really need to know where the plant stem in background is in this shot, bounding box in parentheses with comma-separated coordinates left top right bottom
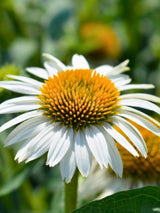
(64, 170, 79, 213)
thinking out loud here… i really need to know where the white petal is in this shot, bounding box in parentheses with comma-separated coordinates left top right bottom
(0, 110, 42, 133)
(121, 106, 160, 128)
(43, 53, 66, 71)
(47, 125, 66, 163)
(112, 116, 147, 157)
(75, 130, 91, 177)
(120, 93, 160, 103)
(0, 103, 39, 114)
(15, 139, 31, 162)
(60, 143, 76, 183)
(119, 84, 154, 91)
(26, 67, 49, 80)
(119, 108, 160, 136)
(0, 81, 39, 94)
(0, 96, 38, 106)
(110, 75, 131, 88)
(25, 125, 55, 162)
(5, 116, 49, 146)
(72, 54, 90, 69)
(7, 75, 43, 88)
(94, 65, 113, 76)
(97, 126, 123, 177)
(15, 122, 53, 162)
(118, 99, 160, 114)
(15, 123, 54, 162)
(44, 62, 58, 76)
(85, 126, 109, 168)
(109, 74, 130, 83)
(47, 127, 73, 167)
(95, 60, 129, 77)
(103, 123, 139, 156)
(112, 60, 130, 75)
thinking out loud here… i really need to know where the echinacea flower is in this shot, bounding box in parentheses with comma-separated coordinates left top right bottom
(80, 22, 121, 59)
(0, 54, 160, 183)
(80, 122, 160, 200)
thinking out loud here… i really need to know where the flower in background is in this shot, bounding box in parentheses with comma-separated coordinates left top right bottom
(79, 122, 160, 200)
(79, 22, 121, 59)
(0, 53, 160, 183)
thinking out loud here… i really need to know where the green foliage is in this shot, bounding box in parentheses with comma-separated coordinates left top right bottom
(0, 161, 40, 197)
(0, 64, 20, 102)
(0, 64, 19, 80)
(73, 186, 160, 213)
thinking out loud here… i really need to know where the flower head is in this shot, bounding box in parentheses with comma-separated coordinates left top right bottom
(0, 54, 160, 183)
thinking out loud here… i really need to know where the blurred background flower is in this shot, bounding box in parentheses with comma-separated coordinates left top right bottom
(0, 0, 160, 212)
(79, 21, 121, 59)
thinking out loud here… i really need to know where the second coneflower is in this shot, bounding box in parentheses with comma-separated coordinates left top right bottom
(0, 54, 160, 183)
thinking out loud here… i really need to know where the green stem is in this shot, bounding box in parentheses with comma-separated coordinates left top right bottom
(64, 170, 79, 213)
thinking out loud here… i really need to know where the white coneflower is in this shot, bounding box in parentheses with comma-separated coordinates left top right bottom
(0, 54, 159, 183)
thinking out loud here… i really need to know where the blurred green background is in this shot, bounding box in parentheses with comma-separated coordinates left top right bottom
(0, 0, 160, 212)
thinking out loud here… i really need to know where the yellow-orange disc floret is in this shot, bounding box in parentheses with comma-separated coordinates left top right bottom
(116, 123, 160, 181)
(38, 69, 120, 130)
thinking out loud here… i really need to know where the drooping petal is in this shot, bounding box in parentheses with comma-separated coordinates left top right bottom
(119, 109, 160, 136)
(25, 124, 56, 162)
(7, 75, 43, 88)
(103, 123, 139, 156)
(121, 106, 160, 128)
(5, 116, 49, 146)
(120, 93, 160, 103)
(118, 99, 160, 114)
(119, 84, 154, 91)
(85, 126, 109, 168)
(0, 96, 38, 106)
(75, 130, 91, 177)
(72, 54, 90, 69)
(0, 110, 42, 133)
(15, 124, 54, 162)
(97, 126, 123, 177)
(112, 116, 147, 157)
(0, 103, 39, 114)
(26, 67, 49, 79)
(47, 128, 73, 167)
(0, 81, 39, 94)
(43, 53, 66, 71)
(60, 142, 76, 183)
(14, 139, 32, 162)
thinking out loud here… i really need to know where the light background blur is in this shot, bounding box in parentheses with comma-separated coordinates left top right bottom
(0, 0, 160, 212)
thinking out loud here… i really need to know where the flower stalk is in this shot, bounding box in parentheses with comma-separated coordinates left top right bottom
(64, 170, 79, 213)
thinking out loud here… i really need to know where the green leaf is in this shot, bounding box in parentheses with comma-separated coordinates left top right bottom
(73, 186, 160, 213)
(0, 160, 42, 196)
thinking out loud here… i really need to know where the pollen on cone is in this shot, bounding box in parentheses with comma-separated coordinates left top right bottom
(38, 69, 120, 130)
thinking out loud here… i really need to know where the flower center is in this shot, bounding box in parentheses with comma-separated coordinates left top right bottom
(38, 69, 120, 130)
(116, 124, 160, 181)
